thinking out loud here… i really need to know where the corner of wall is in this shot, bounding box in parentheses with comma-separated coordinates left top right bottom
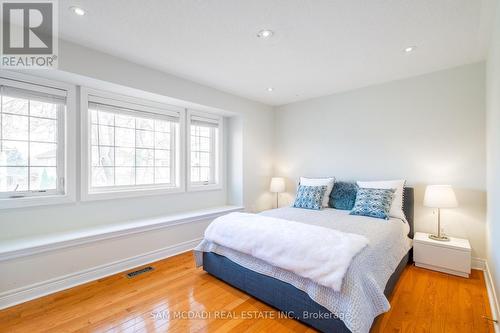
(486, 0, 500, 323)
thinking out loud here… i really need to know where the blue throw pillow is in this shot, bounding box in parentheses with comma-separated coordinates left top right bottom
(293, 185, 327, 210)
(329, 181, 358, 210)
(350, 188, 395, 220)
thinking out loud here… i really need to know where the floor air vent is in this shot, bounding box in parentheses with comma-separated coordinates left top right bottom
(126, 266, 154, 278)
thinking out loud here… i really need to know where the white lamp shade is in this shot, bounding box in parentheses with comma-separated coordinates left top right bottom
(270, 177, 286, 193)
(423, 185, 458, 208)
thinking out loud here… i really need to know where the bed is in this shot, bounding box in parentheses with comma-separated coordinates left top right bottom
(196, 187, 414, 333)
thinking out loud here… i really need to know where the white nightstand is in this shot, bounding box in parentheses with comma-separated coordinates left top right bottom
(413, 232, 471, 278)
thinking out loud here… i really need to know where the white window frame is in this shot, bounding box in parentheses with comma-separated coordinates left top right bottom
(80, 87, 186, 201)
(0, 70, 76, 209)
(187, 109, 224, 192)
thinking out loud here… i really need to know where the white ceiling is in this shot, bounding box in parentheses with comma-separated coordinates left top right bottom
(59, 0, 496, 106)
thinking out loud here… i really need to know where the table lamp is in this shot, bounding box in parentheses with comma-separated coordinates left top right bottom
(423, 185, 458, 241)
(270, 177, 285, 208)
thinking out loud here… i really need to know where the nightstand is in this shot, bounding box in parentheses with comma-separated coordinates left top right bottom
(413, 232, 471, 278)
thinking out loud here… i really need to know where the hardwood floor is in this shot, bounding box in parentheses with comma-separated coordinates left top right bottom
(372, 263, 494, 333)
(0, 251, 494, 333)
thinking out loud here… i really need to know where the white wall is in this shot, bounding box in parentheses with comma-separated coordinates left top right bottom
(486, 0, 500, 318)
(275, 63, 487, 259)
(0, 40, 274, 240)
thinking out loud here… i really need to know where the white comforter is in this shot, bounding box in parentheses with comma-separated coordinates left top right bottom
(204, 212, 369, 291)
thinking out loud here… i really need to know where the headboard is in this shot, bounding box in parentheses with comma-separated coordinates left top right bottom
(402, 187, 414, 239)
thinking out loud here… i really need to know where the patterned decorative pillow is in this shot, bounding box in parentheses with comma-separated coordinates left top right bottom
(329, 181, 359, 210)
(293, 185, 327, 210)
(350, 188, 395, 220)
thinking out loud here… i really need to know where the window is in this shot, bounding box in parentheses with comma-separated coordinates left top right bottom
(83, 90, 183, 199)
(188, 111, 222, 190)
(0, 78, 67, 200)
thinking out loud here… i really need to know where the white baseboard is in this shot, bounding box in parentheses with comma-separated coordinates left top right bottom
(0, 238, 202, 310)
(484, 260, 500, 333)
(466, 257, 499, 331)
(473, 257, 487, 271)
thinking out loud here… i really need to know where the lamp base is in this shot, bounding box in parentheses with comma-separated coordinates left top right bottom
(429, 234, 450, 242)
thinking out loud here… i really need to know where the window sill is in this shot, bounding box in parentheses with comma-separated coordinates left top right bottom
(187, 184, 223, 192)
(0, 205, 243, 261)
(82, 186, 185, 202)
(0, 193, 75, 210)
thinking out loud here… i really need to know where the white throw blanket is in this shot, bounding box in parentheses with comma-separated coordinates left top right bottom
(204, 212, 369, 291)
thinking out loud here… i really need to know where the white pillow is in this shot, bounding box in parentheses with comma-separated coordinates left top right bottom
(300, 177, 335, 208)
(356, 180, 406, 220)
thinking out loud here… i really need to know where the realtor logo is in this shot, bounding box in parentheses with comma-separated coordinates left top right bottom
(1, 0, 58, 68)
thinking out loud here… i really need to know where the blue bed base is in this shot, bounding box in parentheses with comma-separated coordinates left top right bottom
(203, 251, 410, 332)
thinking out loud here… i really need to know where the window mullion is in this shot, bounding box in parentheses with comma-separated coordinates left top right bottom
(134, 118, 137, 186)
(153, 121, 156, 185)
(27, 99, 31, 192)
(96, 108, 102, 165)
(171, 122, 176, 186)
(113, 113, 116, 186)
(210, 127, 216, 184)
(56, 104, 65, 194)
(0, 88, 3, 153)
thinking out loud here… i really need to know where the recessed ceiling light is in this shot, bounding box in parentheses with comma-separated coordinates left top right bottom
(404, 46, 416, 53)
(257, 29, 274, 39)
(267, 87, 274, 92)
(70, 6, 86, 16)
